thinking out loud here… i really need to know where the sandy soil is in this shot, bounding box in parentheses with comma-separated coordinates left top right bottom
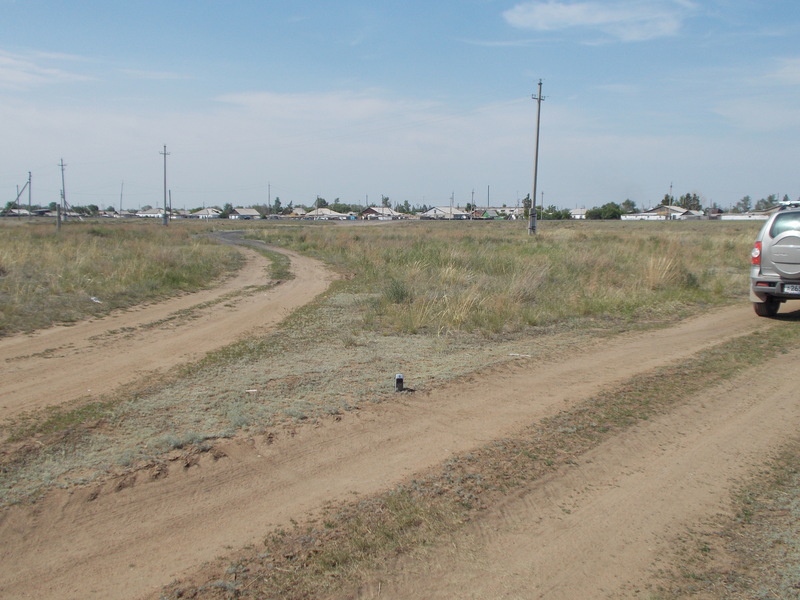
(355, 342, 800, 599)
(0, 232, 334, 421)
(0, 242, 796, 600)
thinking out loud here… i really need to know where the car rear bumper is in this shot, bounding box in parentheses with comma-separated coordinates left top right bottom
(750, 278, 800, 302)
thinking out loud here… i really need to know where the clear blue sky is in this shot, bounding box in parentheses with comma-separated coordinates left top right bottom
(1, 0, 798, 212)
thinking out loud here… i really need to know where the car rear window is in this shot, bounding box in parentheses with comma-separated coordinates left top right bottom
(770, 213, 800, 237)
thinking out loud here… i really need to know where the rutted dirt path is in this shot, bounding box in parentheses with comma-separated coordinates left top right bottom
(0, 232, 334, 421)
(356, 341, 800, 599)
(0, 295, 792, 599)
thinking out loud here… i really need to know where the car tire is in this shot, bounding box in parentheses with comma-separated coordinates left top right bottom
(753, 299, 780, 317)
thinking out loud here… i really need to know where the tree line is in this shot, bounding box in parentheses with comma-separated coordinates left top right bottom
(581, 192, 794, 220)
(5, 191, 794, 220)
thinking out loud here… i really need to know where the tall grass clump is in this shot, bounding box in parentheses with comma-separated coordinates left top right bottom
(0, 221, 243, 335)
(248, 220, 759, 336)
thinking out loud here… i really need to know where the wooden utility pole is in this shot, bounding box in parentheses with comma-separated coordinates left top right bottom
(59, 158, 67, 222)
(528, 80, 545, 236)
(160, 145, 170, 226)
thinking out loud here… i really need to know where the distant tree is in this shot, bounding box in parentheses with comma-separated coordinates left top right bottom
(272, 196, 282, 215)
(315, 196, 328, 209)
(381, 195, 391, 208)
(621, 199, 637, 213)
(49, 202, 58, 212)
(141, 205, 152, 211)
(400, 200, 412, 214)
(541, 205, 571, 220)
(521, 194, 532, 219)
(732, 195, 752, 214)
(220, 202, 234, 218)
(676, 193, 702, 212)
(330, 201, 352, 214)
(754, 194, 778, 211)
(586, 202, 622, 220)
(662, 194, 674, 206)
(282, 201, 294, 215)
(105, 205, 116, 213)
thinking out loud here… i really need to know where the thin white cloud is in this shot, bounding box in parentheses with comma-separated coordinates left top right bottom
(713, 96, 800, 132)
(121, 69, 191, 81)
(503, 0, 697, 42)
(460, 38, 540, 48)
(593, 82, 640, 95)
(766, 57, 800, 86)
(0, 50, 92, 90)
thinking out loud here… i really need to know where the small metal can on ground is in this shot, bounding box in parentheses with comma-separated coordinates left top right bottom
(395, 373, 404, 392)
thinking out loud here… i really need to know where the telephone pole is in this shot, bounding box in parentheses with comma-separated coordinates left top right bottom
(471, 188, 475, 219)
(160, 145, 170, 226)
(528, 80, 545, 236)
(59, 158, 67, 209)
(59, 158, 67, 224)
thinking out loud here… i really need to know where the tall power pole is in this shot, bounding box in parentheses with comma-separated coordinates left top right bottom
(59, 158, 67, 223)
(528, 80, 545, 236)
(160, 145, 170, 226)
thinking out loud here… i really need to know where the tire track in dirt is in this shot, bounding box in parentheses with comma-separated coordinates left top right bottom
(0, 303, 780, 600)
(0, 233, 335, 421)
(357, 347, 800, 599)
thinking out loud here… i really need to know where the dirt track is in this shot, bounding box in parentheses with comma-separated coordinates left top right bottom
(0, 233, 334, 420)
(0, 240, 797, 599)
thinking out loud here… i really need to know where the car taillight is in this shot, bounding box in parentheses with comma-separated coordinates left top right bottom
(751, 241, 762, 265)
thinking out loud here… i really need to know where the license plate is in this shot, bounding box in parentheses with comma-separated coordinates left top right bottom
(784, 284, 800, 294)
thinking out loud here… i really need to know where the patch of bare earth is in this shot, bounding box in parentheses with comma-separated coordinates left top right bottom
(0, 240, 334, 421)
(1, 293, 795, 599)
(350, 341, 800, 599)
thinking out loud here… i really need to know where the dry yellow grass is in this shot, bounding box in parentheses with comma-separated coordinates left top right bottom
(0, 221, 243, 335)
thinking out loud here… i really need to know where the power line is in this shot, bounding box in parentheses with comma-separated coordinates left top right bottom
(529, 80, 545, 236)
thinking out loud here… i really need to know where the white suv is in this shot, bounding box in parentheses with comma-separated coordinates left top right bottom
(750, 203, 800, 316)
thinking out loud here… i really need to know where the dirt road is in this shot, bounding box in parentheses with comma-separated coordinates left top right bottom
(2, 280, 796, 600)
(0, 233, 334, 421)
(1, 235, 797, 599)
(357, 342, 800, 599)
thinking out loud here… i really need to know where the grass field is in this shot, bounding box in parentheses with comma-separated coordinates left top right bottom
(6, 217, 790, 599)
(1, 218, 761, 505)
(246, 219, 756, 335)
(0, 220, 243, 336)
